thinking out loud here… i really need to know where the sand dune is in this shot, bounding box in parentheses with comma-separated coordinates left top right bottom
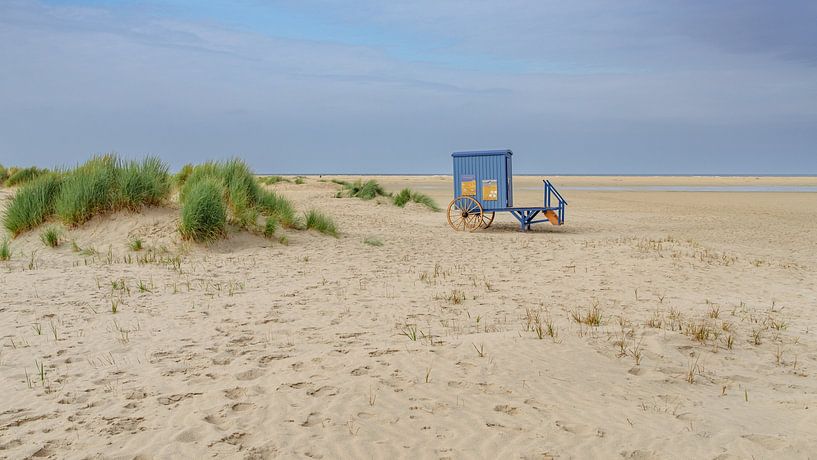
(1, 177, 816, 459)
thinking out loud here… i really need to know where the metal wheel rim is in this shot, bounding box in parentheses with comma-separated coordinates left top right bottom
(480, 212, 495, 229)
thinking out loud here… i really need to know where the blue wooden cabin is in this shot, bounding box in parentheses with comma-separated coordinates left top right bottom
(448, 149, 567, 231)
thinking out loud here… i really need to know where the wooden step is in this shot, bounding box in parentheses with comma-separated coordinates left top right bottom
(544, 210, 560, 225)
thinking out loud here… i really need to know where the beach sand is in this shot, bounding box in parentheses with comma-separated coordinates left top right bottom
(1, 176, 816, 459)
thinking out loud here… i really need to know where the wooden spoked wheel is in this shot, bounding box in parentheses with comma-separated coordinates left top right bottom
(447, 196, 483, 232)
(480, 212, 495, 229)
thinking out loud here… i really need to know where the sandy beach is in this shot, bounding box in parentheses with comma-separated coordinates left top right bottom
(1, 175, 816, 459)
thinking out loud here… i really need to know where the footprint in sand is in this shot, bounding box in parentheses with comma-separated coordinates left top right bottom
(157, 392, 202, 405)
(259, 354, 290, 366)
(350, 366, 370, 376)
(209, 431, 246, 447)
(301, 412, 325, 427)
(620, 450, 660, 460)
(493, 404, 519, 415)
(203, 414, 227, 429)
(235, 368, 264, 381)
(741, 434, 788, 450)
(223, 387, 246, 400)
(555, 420, 591, 435)
(231, 402, 255, 412)
(175, 428, 202, 443)
(306, 386, 338, 397)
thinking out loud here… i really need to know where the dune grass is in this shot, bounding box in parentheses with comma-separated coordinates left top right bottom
(40, 226, 61, 248)
(294, 176, 306, 185)
(335, 179, 389, 200)
(0, 164, 7, 184)
(179, 159, 301, 241)
(174, 163, 195, 187)
(55, 155, 171, 226)
(3, 156, 309, 243)
(3, 173, 63, 235)
(3, 155, 173, 234)
(305, 209, 338, 237)
(5, 166, 48, 187)
(54, 155, 119, 226)
(257, 190, 297, 228)
(117, 156, 171, 210)
(0, 238, 9, 261)
(393, 188, 440, 211)
(179, 177, 227, 242)
(335, 179, 439, 211)
(258, 175, 290, 185)
(263, 217, 277, 238)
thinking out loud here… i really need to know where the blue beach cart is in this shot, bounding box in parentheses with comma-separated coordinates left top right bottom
(447, 150, 567, 232)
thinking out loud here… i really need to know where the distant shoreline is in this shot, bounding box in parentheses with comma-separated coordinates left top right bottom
(258, 173, 817, 178)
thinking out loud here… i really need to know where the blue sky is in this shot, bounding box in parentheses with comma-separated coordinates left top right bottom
(1, 0, 816, 174)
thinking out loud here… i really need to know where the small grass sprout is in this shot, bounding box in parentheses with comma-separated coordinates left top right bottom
(263, 217, 278, 238)
(40, 226, 61, 248)
(571, 305, 602, 326)
(401, 324, 418, 341)
(305, 209, 338, 237)
(0, 238, 10, 261)
(363, 236, 383, 247)
(129, 238, 143, 251)
(447, 289, 465, 305)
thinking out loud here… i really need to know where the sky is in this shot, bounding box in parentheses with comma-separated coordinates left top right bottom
(1, 0, 816, 174)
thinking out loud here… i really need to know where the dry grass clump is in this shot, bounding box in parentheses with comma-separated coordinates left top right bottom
(393, 188, 440, 211)
(571, 304, 603, 326)
(685, 322, 713, 343)
(525, 308, 558, 340)
(0, 164, 8, 184)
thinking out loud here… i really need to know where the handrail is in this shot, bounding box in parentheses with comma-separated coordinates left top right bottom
(544, 180, 568, 205)
(543, 179, 567, 225)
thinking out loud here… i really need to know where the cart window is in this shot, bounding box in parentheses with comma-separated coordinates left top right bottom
(461, 175, 476, 196)
(482, 179, 497, 200)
